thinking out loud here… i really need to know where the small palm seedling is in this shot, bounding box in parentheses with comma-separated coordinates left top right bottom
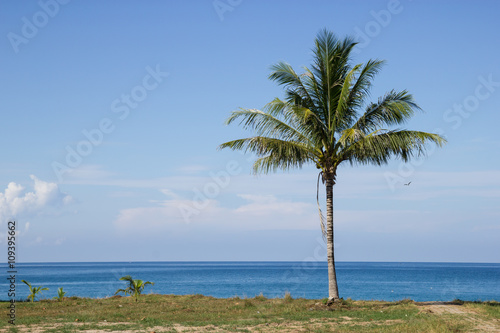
(21, 280, 49, 302)
(114, 275, 154, 302)
(53, 287, 66, 301)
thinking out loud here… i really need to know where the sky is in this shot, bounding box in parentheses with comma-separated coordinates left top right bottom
(0, 0, 499, 263)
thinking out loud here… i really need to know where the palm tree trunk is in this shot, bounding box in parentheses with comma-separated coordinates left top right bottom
(326, 177, 339, 302)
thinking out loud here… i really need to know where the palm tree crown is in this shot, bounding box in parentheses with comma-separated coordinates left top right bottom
(219, 29, 446, 301)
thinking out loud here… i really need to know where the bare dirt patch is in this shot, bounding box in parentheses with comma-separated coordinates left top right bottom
(418, 302, 500, 332)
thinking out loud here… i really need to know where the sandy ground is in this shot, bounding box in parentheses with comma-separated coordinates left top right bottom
(421, 303, 500, 333)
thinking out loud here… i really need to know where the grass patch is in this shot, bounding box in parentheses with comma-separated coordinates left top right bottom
(283, 291, 293, 303)
(0, 295, 498, 332)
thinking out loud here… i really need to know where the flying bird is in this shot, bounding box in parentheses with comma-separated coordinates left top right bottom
(404, 181, 412, 186)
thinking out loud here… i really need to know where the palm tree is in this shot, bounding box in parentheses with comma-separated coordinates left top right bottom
(53, 287, 67, 301)
(114, 275, 154, 302)
(219, 29, 446, 303)
(21, 280, 49, 302)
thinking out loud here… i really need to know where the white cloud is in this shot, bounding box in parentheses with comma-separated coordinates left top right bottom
(0, 175, 73, 222)
(62, 165, 500, 237)
(63, 164, 115, 182)
(235, 194, 312, 216)
(114, 197, 223, 232)
(333, 209, 434, 233)
(112, 184, 495, 236)
(113, 192, 318, 234)
(57, 165, 500, 203)
(54, 237, 66, 245)
(177, 165, 209, 174)
(159, 189, 180, 199)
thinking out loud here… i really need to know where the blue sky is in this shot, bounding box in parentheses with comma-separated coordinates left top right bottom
(1, 0, 499, 263)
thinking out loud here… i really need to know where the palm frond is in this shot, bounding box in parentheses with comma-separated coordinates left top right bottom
(333, 63, 362, 133)
(269, 62, 316, 108)
(311, 30, 357, 128)
(347, 59, 385, 109)
(338, 128, 366, 147)
(221, 137, 315, 174)
(223, 107, 312, 145)
(354, 90, 421, 132)
(343, 129, 447, 165)
(119, 275, 133, 282)
(114, 288, 128, 295)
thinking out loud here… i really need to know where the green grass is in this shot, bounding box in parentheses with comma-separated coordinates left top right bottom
(1, 294, 498, 332)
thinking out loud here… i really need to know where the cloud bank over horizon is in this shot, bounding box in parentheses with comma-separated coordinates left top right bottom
(113, 191, 318, 234)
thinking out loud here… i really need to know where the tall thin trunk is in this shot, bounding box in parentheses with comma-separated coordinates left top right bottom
(326, 177, 339, 302)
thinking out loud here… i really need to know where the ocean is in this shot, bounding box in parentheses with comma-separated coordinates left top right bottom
(2, 261, 499, 302)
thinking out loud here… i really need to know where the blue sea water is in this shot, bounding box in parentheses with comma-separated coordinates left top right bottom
(2, 262, 499, 302)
